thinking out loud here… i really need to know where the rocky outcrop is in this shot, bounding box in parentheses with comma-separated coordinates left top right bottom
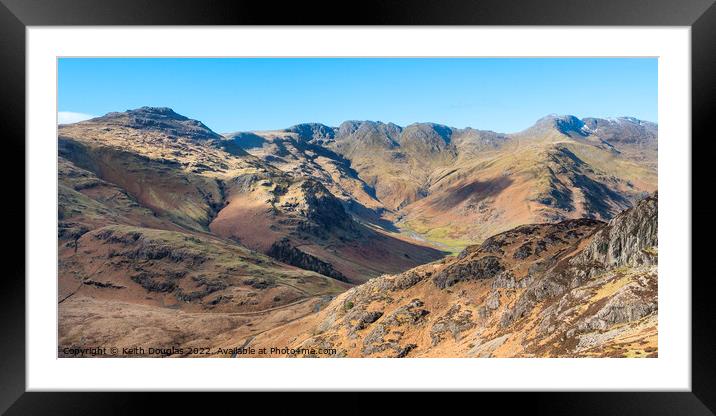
(88, 107, 223, 141)
(286, 123, 336, 144)
(267, 238, 348, 282)
(82, 279, 125, 289)
(398, 123, 455, 157)
(527, 114, 589, 137)
(579, 285, 656, 331)
(130, 271, 182, 293)
(352, 311, 384, 331)
(93, 228, 208, 265)
(430, 304, 475, 345)
(572, 193, 657, 268)
(361, 298, 430, 355)
(501, 193, 658, 330)
(298, 180, 356, 237)
(335, 120, 402, 147)
(434, 218, 604, 289)
(433, 256, 504, 289)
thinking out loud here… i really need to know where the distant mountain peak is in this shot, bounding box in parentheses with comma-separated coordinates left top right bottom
(285, 123, 336, 143)
(335, 120, 403, 146)
(537, 113, 579, 122)
(87, 107, 222, 141)
(528, 114, 589, 137)
(581, 116, 658, 145)
(400, 122, 454, 146)
(130, 106, 186, 118)
(596, 116, 655, 127)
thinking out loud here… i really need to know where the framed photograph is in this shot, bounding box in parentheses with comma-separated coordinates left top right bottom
(3, 0, 715, 413)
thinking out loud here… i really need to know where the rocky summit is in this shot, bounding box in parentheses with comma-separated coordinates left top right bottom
(57, 107, 658, 357)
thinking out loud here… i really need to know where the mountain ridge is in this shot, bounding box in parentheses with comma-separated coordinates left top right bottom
(221, 113, 656, 140)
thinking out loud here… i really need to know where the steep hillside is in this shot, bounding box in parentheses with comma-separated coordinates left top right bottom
(239, 194, 658, 357)
(208, 171, 443, 282)
(223, 124, 386, 224)
(401, 116, 655, 251)
(59, 225, 348, 311)
(582, 117, 658, 168)
(59, 107, 260, 232)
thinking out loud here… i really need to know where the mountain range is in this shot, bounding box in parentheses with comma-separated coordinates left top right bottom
(57, 107, 657, 357)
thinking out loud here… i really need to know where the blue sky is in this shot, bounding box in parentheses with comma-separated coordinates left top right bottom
(58, 58, 657, 133)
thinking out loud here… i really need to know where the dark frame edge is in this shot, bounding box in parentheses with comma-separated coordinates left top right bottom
(691, 0, 716, 414)
(0, 1, 25, 415)
(0, 0, 715, 25)
(2, 0, 715, 414)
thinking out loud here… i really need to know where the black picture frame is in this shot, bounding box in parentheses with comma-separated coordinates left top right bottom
(2, 0, 714, 414)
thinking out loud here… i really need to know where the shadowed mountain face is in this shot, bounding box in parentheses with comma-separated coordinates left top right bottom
(581, 117, 658, 169)
(57, 107, 657, 357)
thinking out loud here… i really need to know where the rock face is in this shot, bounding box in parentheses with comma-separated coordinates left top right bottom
(434, 218, 604, 289)
(360, 298, 431, 356)
(582, 117, 658, 145)
(544, 114, 590, 137)
(88, 107, 224, 142)
(335, 120, 402, 148)
(267, 238, 349, 282)
(572, 194, 657, 268)
(285, 123, 336, 144)
(398, 123, 455, 156)
(299, 180, 356, 236)
(433, 256, 504, 288)
(243, 194, 658, 358)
